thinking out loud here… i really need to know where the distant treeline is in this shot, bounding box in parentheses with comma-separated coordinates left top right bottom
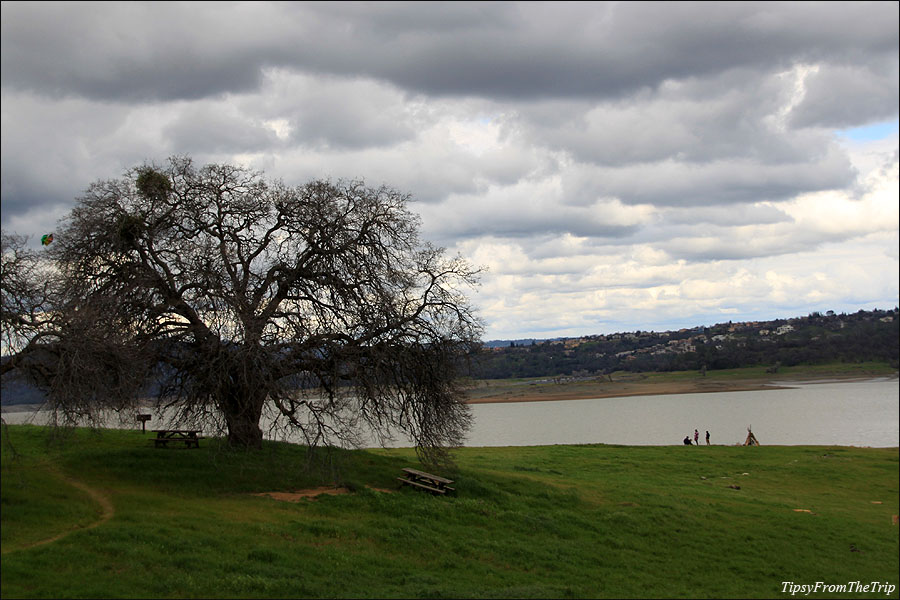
(4, 308, 897, 405)
(471, 308, 900, 380)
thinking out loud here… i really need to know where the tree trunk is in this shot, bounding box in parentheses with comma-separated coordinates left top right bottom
(220, 385, 266, 449)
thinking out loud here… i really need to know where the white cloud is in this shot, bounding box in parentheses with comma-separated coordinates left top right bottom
(2, 1, 897, 340)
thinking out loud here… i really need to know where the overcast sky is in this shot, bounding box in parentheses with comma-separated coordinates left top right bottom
(2, 1, 898, 340)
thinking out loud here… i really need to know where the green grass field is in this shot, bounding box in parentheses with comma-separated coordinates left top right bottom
(2, 424, 898, 599)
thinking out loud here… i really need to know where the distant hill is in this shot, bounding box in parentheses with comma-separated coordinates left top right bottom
(472, 308, 899, 380)
(0, 369, 47, 406)
(481, 338, 547, 348)
(3, 307, 898, 405)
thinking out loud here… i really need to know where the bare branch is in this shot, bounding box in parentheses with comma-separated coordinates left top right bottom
(3, 158, 483, 461)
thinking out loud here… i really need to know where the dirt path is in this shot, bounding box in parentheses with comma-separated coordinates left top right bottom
(3, 470, 115, 553)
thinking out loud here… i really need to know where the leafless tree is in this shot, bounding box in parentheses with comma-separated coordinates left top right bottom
(4, 232, 147, 430)
(1, 232, 52, 360)
(6, 156, 483, 463)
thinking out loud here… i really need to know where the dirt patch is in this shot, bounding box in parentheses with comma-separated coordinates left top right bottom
(252, 487, 350, 501)
(252, 486, 394, 502)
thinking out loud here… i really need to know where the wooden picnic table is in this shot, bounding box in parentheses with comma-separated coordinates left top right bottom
(151, 429, 203, 449)
(398, 467, 455, 495)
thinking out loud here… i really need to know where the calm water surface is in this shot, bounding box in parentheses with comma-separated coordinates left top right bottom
(462, 378, 899, 448)
(3, 378, 897, 448)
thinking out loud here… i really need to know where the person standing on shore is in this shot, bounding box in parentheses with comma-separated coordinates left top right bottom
(705, 430, 710, 445)
(694, 429, 699, 445)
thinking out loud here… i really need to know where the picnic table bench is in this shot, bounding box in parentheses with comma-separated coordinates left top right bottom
(151, 429, 203, 449)
(397, 467, 455, 495)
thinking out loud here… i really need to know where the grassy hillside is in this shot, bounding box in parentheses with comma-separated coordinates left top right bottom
(2, 424, 898, 599)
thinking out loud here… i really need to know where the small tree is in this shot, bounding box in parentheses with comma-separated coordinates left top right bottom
(6, 156, 483, 463)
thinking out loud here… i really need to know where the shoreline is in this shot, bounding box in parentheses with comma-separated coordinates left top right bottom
(464, 373, 898, 405)
(3, 373, 896, 411)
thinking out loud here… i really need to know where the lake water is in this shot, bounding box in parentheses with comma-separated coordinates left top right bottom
(461, 378, 899, 448)
(3, 378, 897, 448)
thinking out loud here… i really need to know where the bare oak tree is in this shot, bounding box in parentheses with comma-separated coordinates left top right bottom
(6, 156, 482, 462)
(1, 232, 56, 359)
(3, 230, 149, 430)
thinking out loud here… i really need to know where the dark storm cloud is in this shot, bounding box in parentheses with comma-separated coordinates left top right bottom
(661, 204, 791, 228)
(1, 1, 897, 339)
(0, 172, 60, 218)
(516, 68, 833, 169)
(267, 74, 418, 150)
(0, 1, 890, 218)
(0, 2, 268, 101)
(3, 2, 896, 103)
(556, 144, 856, 209)
(658, 223, 870, 262)
(789, 59, 900, 128)
(0, 92, 139, 219)
(162, 104, 281, 155)
(603, 154, 855, 207)
(297, 1, 899, 102)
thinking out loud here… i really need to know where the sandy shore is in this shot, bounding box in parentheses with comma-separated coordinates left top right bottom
(464, 373, 896, 404)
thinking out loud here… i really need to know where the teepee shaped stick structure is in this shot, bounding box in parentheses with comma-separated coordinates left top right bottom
(744, 426, 760, 446)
